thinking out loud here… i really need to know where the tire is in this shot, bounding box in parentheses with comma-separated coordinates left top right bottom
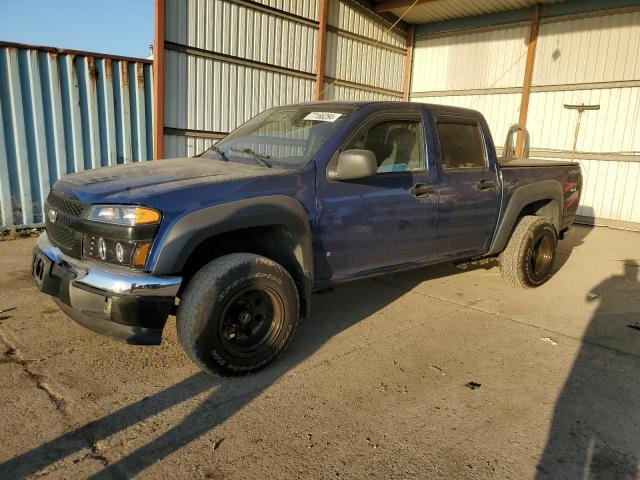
(177, 253, 299, 376)
(499, 215, 557, 288)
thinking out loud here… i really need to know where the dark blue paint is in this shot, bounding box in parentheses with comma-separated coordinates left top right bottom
(55, 102, 582, 287)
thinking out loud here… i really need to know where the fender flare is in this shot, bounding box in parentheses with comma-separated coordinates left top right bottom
(149, 195, 314, 300)
(487, 180, 563, 256)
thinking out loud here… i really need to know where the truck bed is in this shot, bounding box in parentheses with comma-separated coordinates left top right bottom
(498, 158, 579, 168)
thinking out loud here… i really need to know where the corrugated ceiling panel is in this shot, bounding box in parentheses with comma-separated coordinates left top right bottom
(330, 0, 405, 48)
(166, 0, 317, 74)
(412, 25, 529, 92)
(0, 45, 152, 228)
(411, 93, 522, 142)
(324, 31, 404, 91)
(389, 0, 560, 24)
(534, 10, 640, 86)
(527, 87, 640, 153)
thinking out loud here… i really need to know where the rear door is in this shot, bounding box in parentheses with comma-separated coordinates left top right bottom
(432, 115, 500, 257)
(314, 110, 438, 282)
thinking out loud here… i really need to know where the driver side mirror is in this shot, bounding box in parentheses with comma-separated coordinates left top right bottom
(328, 149, 377, 181)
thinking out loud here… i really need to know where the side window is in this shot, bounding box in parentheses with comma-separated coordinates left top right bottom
(344, 119, 424, 173)
(436, 120, 487, 170)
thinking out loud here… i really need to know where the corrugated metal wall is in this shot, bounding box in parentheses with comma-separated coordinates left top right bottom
(410, 7, 640, 228)
(527, 10, 640, 226)
(163, 0, 318, 157)
(410, 23, 528, 144)
(0, 42, 153, 228)
(323, 0, 406, 101)
(163, 0, 407, 157)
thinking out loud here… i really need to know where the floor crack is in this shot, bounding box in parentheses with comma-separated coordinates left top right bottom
(1, 333, 68, 415)
(0, 332, 118, 473)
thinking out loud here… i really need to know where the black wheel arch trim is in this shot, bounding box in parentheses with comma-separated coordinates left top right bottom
(149, 195, 314, 306)
(487, 180, 563, 256)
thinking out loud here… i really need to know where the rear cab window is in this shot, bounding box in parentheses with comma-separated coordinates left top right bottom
(435, 116, 487, 170)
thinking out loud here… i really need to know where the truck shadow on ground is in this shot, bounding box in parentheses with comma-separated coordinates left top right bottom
(1, 272, 428, 479)
(1, 225, 617, 479)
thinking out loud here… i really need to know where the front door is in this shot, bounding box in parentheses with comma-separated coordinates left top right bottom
(432, 115, 500, 257)
(314, 111, 438, 282)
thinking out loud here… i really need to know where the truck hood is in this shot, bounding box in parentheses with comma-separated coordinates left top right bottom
(54, 157, 289, 204)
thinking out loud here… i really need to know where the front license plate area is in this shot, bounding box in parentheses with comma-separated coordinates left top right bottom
(32, 251, 52, 289)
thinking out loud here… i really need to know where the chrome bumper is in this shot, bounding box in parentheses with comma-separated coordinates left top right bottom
(37, 233, 182, 297)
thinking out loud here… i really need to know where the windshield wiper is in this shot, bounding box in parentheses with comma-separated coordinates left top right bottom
(196, 145, 229, 161)
(230, 147, 273, 168)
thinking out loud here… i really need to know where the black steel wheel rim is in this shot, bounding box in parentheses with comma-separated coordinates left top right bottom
(530, 232, 554, 278)
(218, 286, 284, 358)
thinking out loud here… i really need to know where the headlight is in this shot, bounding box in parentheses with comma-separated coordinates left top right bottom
(83, 205, 160, 269)
(88, 205, 161, 226)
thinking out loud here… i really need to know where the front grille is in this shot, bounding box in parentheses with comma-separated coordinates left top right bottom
(45, 191, 87, 258)
(46, 191, 87, 218)
(46, 220, 83, 256)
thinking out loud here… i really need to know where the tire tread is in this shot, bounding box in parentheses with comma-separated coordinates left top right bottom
(499, 216, 555, 289)
(177, 253, 299, 376)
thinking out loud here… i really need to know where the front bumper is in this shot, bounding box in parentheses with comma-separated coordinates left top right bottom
(32, 233, 182, 345)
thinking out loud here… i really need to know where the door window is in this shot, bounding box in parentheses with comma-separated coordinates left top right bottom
(344, 119, 424, 173)
(436, 120, 487, 170)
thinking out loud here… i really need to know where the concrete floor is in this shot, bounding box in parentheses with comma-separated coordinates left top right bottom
(0, 225, 639, 479)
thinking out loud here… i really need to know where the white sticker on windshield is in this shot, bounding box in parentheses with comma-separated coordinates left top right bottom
(304, 112, 343, 122)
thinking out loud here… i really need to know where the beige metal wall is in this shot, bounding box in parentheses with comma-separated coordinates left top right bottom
(410, 8, 640, 228)
(410, 23, 528, 146)
(163, 0, 407, 157)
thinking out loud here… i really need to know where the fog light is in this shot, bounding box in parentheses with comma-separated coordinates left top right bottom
(115, 242, 124, 263)
(97, 238, 107, 260)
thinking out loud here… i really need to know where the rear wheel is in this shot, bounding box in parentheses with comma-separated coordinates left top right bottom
(499, 216, 557, 288)
(177, 253, 299, 376)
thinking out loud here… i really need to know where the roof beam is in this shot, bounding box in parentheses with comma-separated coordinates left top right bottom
(315, 0, 329, 100)
(153, 0, 165, 160)
(347, 0, 408, 33)
(373, 0, 439, 13)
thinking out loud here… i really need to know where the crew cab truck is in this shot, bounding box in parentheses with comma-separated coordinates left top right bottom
(32, 101, 582, 376)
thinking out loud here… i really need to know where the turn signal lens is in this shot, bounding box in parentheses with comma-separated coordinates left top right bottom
(135, 208, 161, 224)
(132, 242, 151, 268)
(88, 206, 161, 226)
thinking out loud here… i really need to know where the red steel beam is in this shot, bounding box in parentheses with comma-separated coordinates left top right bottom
(516, 5, 541, 158)
(153, 0, 165, 159)
(315, 0, 330, 100)
(402, 24, 415, 101)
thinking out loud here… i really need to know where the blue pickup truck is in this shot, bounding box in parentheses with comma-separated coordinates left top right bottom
(32, 101, 582, 375)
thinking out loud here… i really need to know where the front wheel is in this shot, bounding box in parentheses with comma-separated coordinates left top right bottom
(177, 253, 299, 376)
(499, 216, 557, 288)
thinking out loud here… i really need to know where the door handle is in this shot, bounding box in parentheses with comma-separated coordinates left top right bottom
(476, 178, 497, 191)
(409, 183, 435, 198)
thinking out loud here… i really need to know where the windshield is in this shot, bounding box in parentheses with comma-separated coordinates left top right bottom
(201, 105, 355, 168)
